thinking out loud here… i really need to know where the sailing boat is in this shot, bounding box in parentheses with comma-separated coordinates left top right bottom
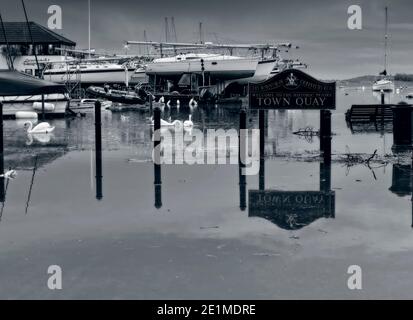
(372, 6, 394, 92)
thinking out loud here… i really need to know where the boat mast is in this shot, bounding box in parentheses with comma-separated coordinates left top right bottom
(88, 0, 91, 59)
(0, 12, 13, 70)
(384, 6, 388, 74)
(21, 0, 41, 77)
(199, 22, 203, 44)
(164, 17, 169, 42)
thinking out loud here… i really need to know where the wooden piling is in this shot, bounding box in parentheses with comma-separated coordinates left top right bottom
(239, 108, 247, 210)
(94, 101, 102, 200)
(153, 106, 162, 209)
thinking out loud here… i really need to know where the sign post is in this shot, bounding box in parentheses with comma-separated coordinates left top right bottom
(245, 69, 336, 229)
(248, 68, 336, 160)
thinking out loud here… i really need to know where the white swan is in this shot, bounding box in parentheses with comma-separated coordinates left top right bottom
(176, 100, 180, 106)
(26, 133, 52, 145)
(150, 116, 179, 126)
(0, 170, 17, 180)
(189, 98, 198, 107)
(183, 115, 193, 128)
(166, 100, 171, 107)
(158, 96, 165, 103)
(24, 121, 55, 134)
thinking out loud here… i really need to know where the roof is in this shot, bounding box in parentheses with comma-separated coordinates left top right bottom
(0, 70, 66, 96)
(0, 22, 75, 46)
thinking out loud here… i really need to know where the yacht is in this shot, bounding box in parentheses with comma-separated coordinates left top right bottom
(372, 6, 394, 92)
(146, 53, 260, 80)
(372, 78, 394, 92)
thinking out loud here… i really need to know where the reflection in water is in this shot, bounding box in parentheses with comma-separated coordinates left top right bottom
(248, 155, 335, 230)
(3, 88, 413, 298)
(389, 163, 411, 197)
(24, 156, 38, 215)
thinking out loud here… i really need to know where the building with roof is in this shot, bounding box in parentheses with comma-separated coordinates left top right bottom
(0, 21, 76, 76)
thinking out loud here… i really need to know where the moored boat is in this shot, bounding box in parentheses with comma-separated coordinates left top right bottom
(86, 86, 146, 104)
(0, 70, 69, 118)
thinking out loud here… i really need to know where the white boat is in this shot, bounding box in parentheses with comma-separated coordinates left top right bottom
(372, 78, 394, 92)
(372, 6, 394, 92)
(130, 66, 148, 84)
(43, 62, 135, 84)
(70, 98, 112, 110)
(146, 53, 259, 80)
(0, 93, 69, 117)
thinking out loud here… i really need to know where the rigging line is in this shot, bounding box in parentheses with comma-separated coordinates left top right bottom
(25, 155, 38, 215)
(21, 0, 41, 77)
(0, 12, 14, 70)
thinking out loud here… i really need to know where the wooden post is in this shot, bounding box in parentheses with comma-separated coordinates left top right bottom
(41, 94, 45, 120)
(381, 90, 385, 105)
(0, 103, 4, 202)
(239, 108, 247, 210)
(320, 110, 332, 164)
(258, 109, 265, 190)
(153, 107, 162, 209)
(259, 109, 265, 159)
(411, 156, 413, 228)
(391, 102, 412, 152)
(149, 94, 153, 112)
(95, 101, 102, 200)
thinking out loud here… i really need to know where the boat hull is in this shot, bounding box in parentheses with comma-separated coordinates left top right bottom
(43, 68, 135, 84)
(372, 80, 394, 92)
(0, 94, 68, 117)
(146, 58, 258, 80)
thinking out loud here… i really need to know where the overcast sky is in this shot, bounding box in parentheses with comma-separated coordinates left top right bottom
(1, 0, 413, 79)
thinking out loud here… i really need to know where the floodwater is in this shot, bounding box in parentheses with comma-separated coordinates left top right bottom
(1, 85, 413, 299)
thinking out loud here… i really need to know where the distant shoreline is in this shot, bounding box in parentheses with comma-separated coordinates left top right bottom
(338, 74, 413, 84)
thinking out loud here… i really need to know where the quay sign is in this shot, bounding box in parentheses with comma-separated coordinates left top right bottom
(249, 69, 336, 110)
(248, 190, 335, 230)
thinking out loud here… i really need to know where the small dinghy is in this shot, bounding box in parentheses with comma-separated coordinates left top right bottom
(87, 86, 146, 105)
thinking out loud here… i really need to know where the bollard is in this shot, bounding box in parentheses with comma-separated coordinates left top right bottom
(153, 106, 162, 209)
(381, 90, 385, 105)
(94, 101, 103, 200)
(391, 102, 413, 152)
(239, 108, 247, 210)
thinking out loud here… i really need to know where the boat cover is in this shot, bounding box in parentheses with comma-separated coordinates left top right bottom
(0, 70, 66, 96)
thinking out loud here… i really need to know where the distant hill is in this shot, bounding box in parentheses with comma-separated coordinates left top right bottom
(338, 75, 381, 85)
(339, 74, 413, 85)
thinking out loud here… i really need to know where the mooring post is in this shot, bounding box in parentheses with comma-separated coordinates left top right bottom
(320, 110, 326, 152)
(94, 101, 103, 200)
(320, 110, 332, 164)
(239, 108, 247, 210)
(391, 102, 413, 152)
(41, 94, 45, 120)
(259, 110, 265, 159)
(258, 109, 265, 190)
(381, 90, 385, 105)
(410, 154, 413, 228)
(153, 106, 162, 209)
(0, 103, 4, 202)
(319, 161, 331, 193)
